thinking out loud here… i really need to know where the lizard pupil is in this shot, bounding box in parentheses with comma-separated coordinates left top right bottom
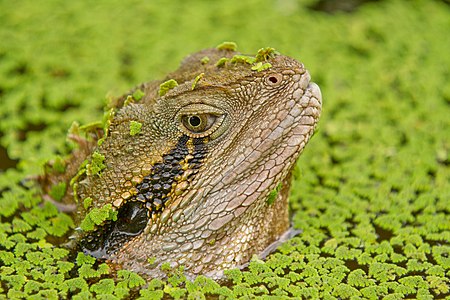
(189, 116, 201, 127)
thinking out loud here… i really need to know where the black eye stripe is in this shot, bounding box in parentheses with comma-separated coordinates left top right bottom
(80, 134, 208, 258)
(134, 135, 189, 212)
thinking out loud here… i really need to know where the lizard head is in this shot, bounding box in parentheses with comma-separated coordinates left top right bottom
(75, 47, 322, 278)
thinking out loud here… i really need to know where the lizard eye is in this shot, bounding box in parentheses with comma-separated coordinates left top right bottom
(181, 113, 220, 135)
(177, 104, 227, 139)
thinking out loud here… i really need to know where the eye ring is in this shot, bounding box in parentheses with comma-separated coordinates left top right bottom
(264, 73, 283, 86)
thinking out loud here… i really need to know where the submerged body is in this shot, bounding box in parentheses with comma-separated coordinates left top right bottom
(71, 46, 321, 279)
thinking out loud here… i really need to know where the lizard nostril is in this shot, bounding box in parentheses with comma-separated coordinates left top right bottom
(265, 73, 283, 86)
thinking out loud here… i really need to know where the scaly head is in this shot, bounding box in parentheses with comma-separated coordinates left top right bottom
(76, 46, 322, 278)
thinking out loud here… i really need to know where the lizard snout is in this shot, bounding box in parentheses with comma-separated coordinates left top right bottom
(308, 82, 322, 107)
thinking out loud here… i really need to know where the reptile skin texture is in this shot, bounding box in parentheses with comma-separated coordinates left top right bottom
(71, 47, 322, 279)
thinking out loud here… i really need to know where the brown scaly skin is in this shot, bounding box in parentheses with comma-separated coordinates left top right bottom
(62, 47, 322, 279)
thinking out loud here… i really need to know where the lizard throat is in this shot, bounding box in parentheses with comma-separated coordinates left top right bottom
(80, 134, 208, 258)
